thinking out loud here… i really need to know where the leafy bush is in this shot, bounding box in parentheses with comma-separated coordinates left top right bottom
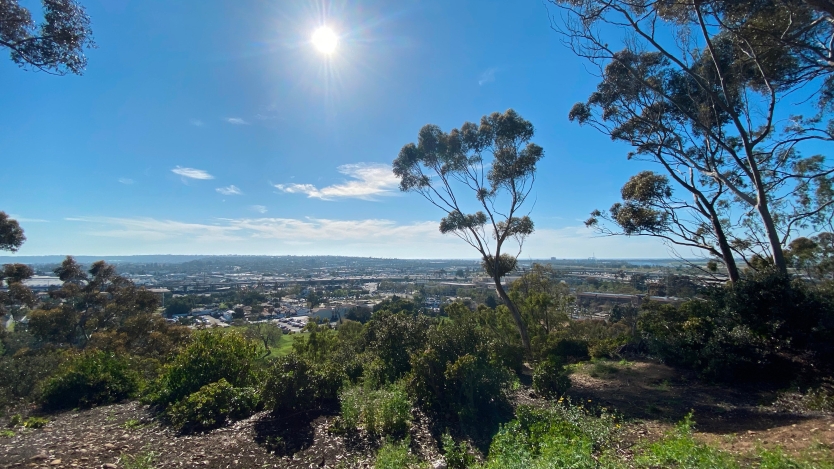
(532, 357, 571, 399)
(408, 318, 511, 424)
(262, 353, 343, 415)
(39, 351, 140, 410)
(339, 382, 411, 436)
(441, 432, 476, 469)
(374, 438, 424, 469)
(481, 403, 617, 469)
(149, 330, 261, 408)
(23, 416, 49, 429)
(166, 379, 259, 433)
(363, 312, 433, 385)
(0, 351, 65, 408)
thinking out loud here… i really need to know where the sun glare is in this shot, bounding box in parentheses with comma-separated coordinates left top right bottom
(312, 26, 338, 54)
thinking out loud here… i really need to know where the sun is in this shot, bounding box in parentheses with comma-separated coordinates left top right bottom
(312, 26, 338, 54)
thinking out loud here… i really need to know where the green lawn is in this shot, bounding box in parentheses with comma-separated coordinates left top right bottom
(268, 333, 300, 357)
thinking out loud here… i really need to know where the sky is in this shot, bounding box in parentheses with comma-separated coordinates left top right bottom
(0, 0, 673, 259)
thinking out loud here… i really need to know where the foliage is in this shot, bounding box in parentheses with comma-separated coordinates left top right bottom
(363, 311, 433, 385)
(639, 271, 834, 380)
(393, 109, 546, 353)
(39, 350, 140, 410)
(408, 317, 511, 424)
(166, 379, 259, 433)
(261, 353, 343, 415)
(634, 414, 737, 469)
(374, 438, 425, 469)
(480, 403, 617, 469)
(22, 416, 48, 429)
(441, 432, 476, 469)
(0, 0, 95, 75)
(339, 382, 411, 436)
(0, 212, 25, 252)
(120, 449, 158, 469)
(0, 350, 65, 408)
(532, 357, 571, 399)
(292, 321, 339, 363)
(149, 330, 261, 409)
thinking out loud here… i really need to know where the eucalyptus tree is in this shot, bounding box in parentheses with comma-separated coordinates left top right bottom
(1, 0, 94, 75)
(586, 170, 742, 282)
(0, 212, 25, 253)
(552, 0, 834, 274)
(393, 109, 544, 353)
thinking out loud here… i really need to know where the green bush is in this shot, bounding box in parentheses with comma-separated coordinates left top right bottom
(532, 357, 571, 399)
(640, 271, 834, 381)
(39, 351, 140, 410)
(408, 318, 511, 424)
(374, 438, 424, 469)
(339, 382, 411, 436)
(262, 353, 343, 415)
(363, 312, 433, 384)
(481, 403, 617, 469)
(149, 330, 261, 408)
(0, 351, 65, 408)
(166, 379, 259, 433)
(441, 432, 476, 469)
(634, 414, 737, 469)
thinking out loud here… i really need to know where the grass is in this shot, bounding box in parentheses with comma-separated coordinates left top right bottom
(268, 333, 299, 357)
(121, 448, 157, 469)
(0, 429, 14, 438)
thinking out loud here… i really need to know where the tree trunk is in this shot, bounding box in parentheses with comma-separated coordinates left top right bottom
(493, 277, 532, 355)
(708, 212, 740, 283)
(756, 201, 789, 274)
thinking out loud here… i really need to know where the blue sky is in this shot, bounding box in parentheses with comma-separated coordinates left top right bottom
(0, 0, 670, 259)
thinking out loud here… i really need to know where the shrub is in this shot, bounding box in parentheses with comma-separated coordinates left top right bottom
(0, 351, 65, 407)
(262, 353, 343, 415)
(363, 312, 433, 384)
(441, 432, 476, 469)
(639, 271, 834, 381)
(532, 357, 571, 399)
(374, 438, 424, 469)
(39, 351, 140, 410)
(166, 379, 259, 433)
(634, 414, 737, 469)
(339, 383, 411, 436)
(408, 319, 511, 424)
(22, 416, 49, 429)
(481, 403, 617, 469)
(149, 330, 261, 408)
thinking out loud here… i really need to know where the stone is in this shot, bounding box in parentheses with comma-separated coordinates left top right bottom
(30, 454, 49, 461)
(102, 464, 118, 469)
(103, 444, 115, 450)
(49, 460, 61, 466)
(431, 458, 447, 469)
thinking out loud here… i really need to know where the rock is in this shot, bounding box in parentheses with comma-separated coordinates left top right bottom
(103, 443, 115, 449)
(49, 459, 61, 466)
(431, 458, 447, 469)
(30, 453, 49, 461)
(103, 464, 118, 469)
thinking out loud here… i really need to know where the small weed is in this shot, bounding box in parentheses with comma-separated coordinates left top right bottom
(122, 419, 147, 430)
(589, 361, 619, 378)
(121, 448, 157, 469)
(441, 432, 476, 469)
(22, 417, 48, 429)
(0, 429, 14, 438)
(656, 380, 671, 392)
(7, 414, 21, 427)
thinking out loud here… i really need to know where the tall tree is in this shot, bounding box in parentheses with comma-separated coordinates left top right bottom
(393, 109, 544, 354)
(0, 212, 25, 252)
(1, 0, 94, 75)
(553, 0, 834, 275)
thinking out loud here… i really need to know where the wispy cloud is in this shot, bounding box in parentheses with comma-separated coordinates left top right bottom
(250, 205, 268, 214)
(216, 185, 243, 196)
(172, 166, 214, 180)
(189, 119, 204, 127)
(118, 178, 134, 185)
(10, 215, 48, 223)
(478, 67, 498, 86)
(274, 163, 399, 200)
(225, 117, 249, 125)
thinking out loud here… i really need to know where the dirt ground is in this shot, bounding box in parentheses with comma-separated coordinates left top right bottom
(566, 359, 834, 458)
(1, 358, 831, 468)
